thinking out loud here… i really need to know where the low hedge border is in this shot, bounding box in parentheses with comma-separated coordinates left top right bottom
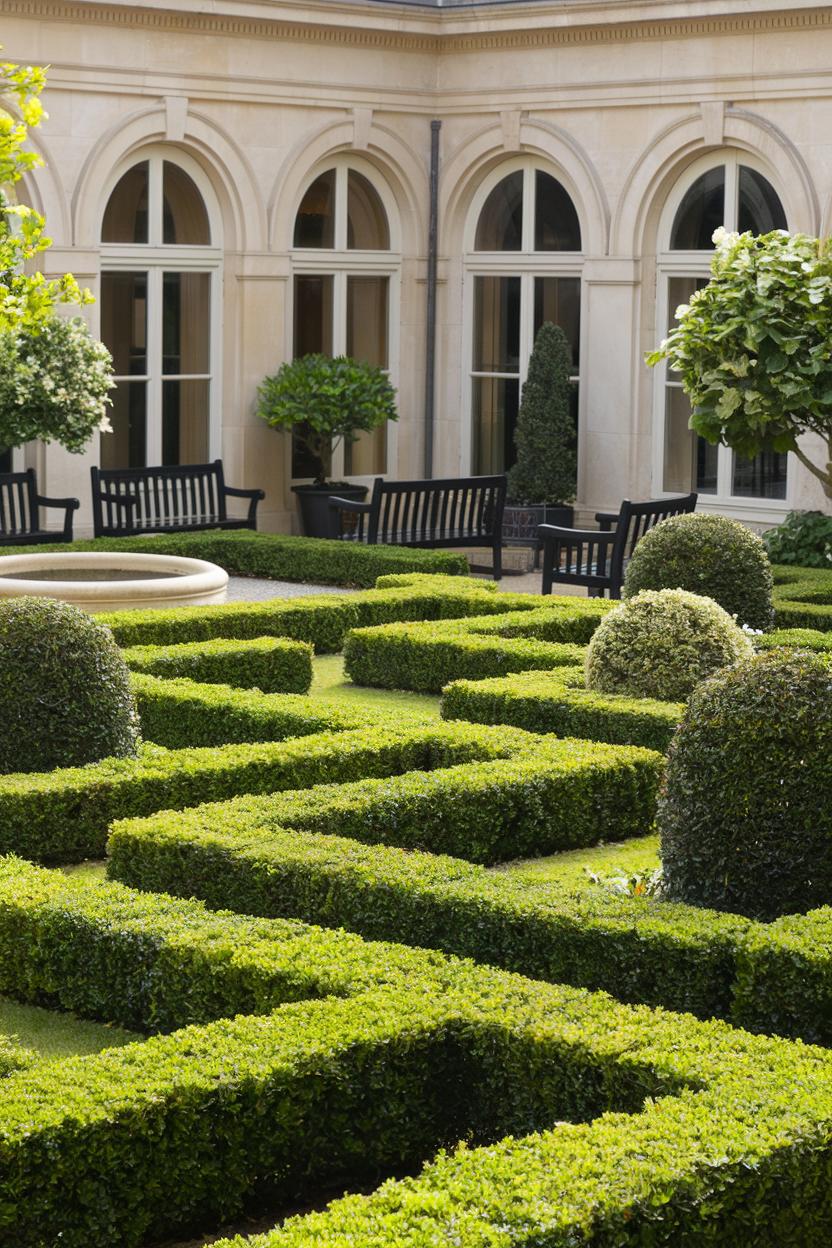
(773, 565, 832, 631)
(0, 530, 469, 588)
(100, 578, 541, 650)
(110, 807, 832, 1048)
(343, 611, 599, 693)
(0, 721, 518, 863)
(122, 636, 314, 693)
(4, 852, 832, 1245)
(108, 732, 662, 868)
(442, 665, 685, 752)
(757, 627, 832, 653)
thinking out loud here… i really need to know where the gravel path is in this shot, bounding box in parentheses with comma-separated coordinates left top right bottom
(224, 576, 359, 601)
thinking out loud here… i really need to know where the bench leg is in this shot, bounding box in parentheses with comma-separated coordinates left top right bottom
(492, 541, 502, 582)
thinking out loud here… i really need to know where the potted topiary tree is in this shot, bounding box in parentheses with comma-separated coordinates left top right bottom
(503, 322, 577, 553)
(256, 353, 398, 537)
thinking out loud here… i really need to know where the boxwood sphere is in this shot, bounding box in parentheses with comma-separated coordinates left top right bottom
(660, 650, 832, 919)
(584, 588, 754, 702)
(0, 596, 140, 774)
(622, 512, 773, 630)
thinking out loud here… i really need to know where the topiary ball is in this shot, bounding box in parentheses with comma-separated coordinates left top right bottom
(0, 596, 140, 774)
(660, 650, 832, 919)
(584, 588, 754, 702)
(622, 512, 773, 630)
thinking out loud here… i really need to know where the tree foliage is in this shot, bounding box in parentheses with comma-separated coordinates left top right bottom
(0, 56, 90, 332)
(647, 229, 832, 499)
(256, 354, 398, 486)
(508, 322, 576, 505)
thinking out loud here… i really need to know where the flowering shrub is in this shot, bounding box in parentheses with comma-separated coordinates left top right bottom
(0, 315, 113, 452)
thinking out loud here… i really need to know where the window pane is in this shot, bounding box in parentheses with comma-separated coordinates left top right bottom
(162, 272, 211, 375)
(472, 376, 520, 475)
(534, 172, 581, 251)
(663, 385, 717, 494)
(533, 277, 581, 371)
(347, 276, 388, 368)
(162, 379, 210, 466)
(732, 450, 787, 500)
(670, 167, 725, 249)
(473, 276, 521, 373)
(293, 275, 333, 357)
(292, 276, 334, 477)
(474, 172, 523, 251)
(738, 167, 787, 235)
(347, 171, 390, 250)
(294, 170, 336, 248)
(345, 427, 386, 476)
(102, 163, 149, 244)
(163, 163, 211, 245)
(100, 272, 147, 376)
(102, 381, 147, 469)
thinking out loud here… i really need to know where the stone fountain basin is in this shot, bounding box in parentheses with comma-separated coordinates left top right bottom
(0, 551, 228, 612)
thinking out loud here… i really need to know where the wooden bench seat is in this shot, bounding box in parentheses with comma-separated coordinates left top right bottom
(91, 461, 265, 539)
(0, 470, 79, 546)
(330, 474, 507, 580)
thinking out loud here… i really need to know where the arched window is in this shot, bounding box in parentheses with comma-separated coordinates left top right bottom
(291, 162, 397, 479)
(656, 154, 789, 507)
(99, 152, 221, 469)
(466, 163, 582, 475)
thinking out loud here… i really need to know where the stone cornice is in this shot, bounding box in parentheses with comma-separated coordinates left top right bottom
(2, 0, 832, 54)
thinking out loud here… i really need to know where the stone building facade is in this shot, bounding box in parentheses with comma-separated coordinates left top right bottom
(4, 0, 832, 535)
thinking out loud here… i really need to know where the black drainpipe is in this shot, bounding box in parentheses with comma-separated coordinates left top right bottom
(424, 119, 441, 478)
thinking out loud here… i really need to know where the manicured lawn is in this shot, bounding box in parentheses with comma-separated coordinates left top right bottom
(311, 653, 440, 719)
(0, 998, 139, 1062)
(496, 833, 660, 885)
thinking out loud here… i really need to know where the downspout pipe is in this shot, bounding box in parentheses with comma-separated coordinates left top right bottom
(424, 119, 441, 478)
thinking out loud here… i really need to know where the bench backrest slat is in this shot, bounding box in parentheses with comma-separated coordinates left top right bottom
(0, 471, 39, 536)
(366, 475, 505, 545)
(91, 461, 229, 536)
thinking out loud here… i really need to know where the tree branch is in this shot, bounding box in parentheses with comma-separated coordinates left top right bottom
(791, 443, 832, 499)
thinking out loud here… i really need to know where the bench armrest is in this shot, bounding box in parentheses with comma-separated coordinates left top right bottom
(223, 483, 265, 529)
(328, 497, 372, 514)
(594, 511, 620, 531)
(538, 523, 617, 544)
(35, 494, 80, 542)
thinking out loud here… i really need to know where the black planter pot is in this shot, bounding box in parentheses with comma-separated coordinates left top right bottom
(502, 502, 575, 545)
(292, 483, 369, 539)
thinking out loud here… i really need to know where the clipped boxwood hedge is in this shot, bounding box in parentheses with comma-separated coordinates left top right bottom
(4, 850, 832, 1246)
(122, 635, 313, 693)
(0, 720, 513, 863)
(772, 565, 832, 631)
(109, 732, 662, 867)
(443, 665, 685, 752)
(0, 530, 469, 588)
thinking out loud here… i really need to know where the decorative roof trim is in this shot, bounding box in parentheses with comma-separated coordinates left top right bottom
(2, 0, 832, 55)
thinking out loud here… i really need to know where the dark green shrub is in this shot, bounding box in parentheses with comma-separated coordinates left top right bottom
(585, 589, 752, 701)
(763, 509, 832, 568)
(0, 597, 139, 774)
(660, 650, 832, 919)
(623, 512, 773, 629)
(507, 322, 576, 505)
(122, 635, 313, 693)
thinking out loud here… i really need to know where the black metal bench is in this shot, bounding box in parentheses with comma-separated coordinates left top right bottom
(91, 461, 265, 538)
(330, 474, 507, 580)
(539, 493, 698, 598)
(0, 469, 79, 545)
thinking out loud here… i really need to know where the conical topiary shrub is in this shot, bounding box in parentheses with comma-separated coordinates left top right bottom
(507, 322, 576, 505)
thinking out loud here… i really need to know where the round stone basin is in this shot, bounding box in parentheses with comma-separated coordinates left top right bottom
(0, 551, 228, 612)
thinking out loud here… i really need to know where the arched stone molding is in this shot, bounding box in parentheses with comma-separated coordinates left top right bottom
(72, 104, 266, 252)
(18, 132, 71, 246)
(612, 108, 819, 257)
(441, 118, 608, 258)
(268, 117, 425, 254)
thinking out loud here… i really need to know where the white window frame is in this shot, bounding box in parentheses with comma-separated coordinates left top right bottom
(462, 158, 584, 475)
(652, 150, 791, 521)
(99, 148, 223, 466)
(288, 158, 400, 485)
